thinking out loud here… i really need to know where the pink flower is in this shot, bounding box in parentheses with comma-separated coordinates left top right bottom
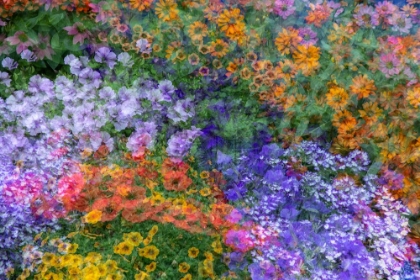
(226, 209, 243, 224)
(6, 31, 37, 54)
(379, 53, 402, 78)
(33, 35, 55, 60)
(63, 22, 92, 45)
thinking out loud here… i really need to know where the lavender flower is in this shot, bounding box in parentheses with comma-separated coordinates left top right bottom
(20, 49, 37, 62)
(298, 27, 318, 46)
(167, 98, 195, 123)
(354, 4, 379, 28)
(166, 127, 202, 161)
(136, 39, 152, 54)
(94, 47, 117, 69)
(0, 71, 11, 87)
(117, 52, 134, 68)
(1, 57, 18, 70)
(389, 12, 413, 34)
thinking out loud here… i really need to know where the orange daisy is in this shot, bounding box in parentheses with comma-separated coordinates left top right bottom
(210, 39, 229, 58)
(188, 21, 208, 42)
(129, 0, 154, 11)
(155, 0, 179, 22)
(275, 27, 302, 55)
(349, 74, 377, 99)
(326, 86, 349, 110)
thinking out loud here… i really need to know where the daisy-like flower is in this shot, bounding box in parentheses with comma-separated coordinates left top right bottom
(379, 53, 402, 77)
(155, 0, 179, 22)
(354, 4, 379, 28)
(274, 0, 296, 19)
(349, 74, 377, 99)
(407, 86, 420, 108)
(388, 12, 413, 34)
(292, 45, 320, 75)
(188, 21, 208, 42)
(274, 27, 302, 55)
(5, 31, 37, 54)
(298, 27, 318, 46)
(136, 39, 152, 54)
(63, 22, 92, 45)
(33, 34, 55, 60)
(217, 8, 246, 42)
(375, 1, 398, 18)
(129, 0, 154, 11)
(210, 39, 229, 58)
(326, 85, 349, 110)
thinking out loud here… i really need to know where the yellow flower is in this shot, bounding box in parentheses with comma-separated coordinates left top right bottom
(114, 241, 134, 255)
(155, 0, 179, 22)
(84, 252, 102, 264)
(292, 45, 320, 75)
(138, 245, 160, 260)
(181, 274, 192, 280)
(204, 251, 214, 261)
(68, 254, 83, 268)
(105, 273, 123, 280)
(212, 240, 223, 254)
(104, 260, 118, 273)
(145, 261, 157, 272)
(188, 21, 208, 41)
(123, 232, 143, 246)
(326, 86, 349, 111)
(83, 210, 102, 224)
(179, 262, 191, 273)
(210, 39, 229, 58)
(407, 86, 420, 107)
(134, 271, 151, 280)
(199, 171, 210, 179)
(148, 225, 159, 237)
(188, 247, 199, 258)
(199, 187, 212, 197)
(82, 264, 100, 280)
(41, 252, 57, 266)
(143, 235, 152, 246)
(67, 243, 78, 254)
(98, 264, 107, 277)
(42, 271, 61, 280)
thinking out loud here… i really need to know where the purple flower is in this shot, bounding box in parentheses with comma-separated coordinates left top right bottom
(0, 71, 11, 87)
(354, 4, 379, 28)
(94, 47, 117, 69)
(379, 53, 402, 78)
(274, 0, 296, 19)
(298, 27, 318, 47)
(167, 98, 195, 123)
(389, 12, 412, 34)
(1, 57, 18, 70)
(166, 127, 201, 161)
(117, 52, 134, 68)
(136, 39, 152, 54)
(78, 67, 102, 88)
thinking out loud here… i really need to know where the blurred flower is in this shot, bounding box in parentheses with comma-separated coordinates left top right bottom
(63, 22, 92, 45)
(20, 49, 37, 62)
(94, 47, 117, 69)
(5, 31, 37, 54)
(1, 57, 18, 70)
(379, 53, 402, 77)
(274, 0, 296, 19)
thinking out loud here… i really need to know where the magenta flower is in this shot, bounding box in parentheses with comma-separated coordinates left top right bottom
(274, 0, 296, 19)
(379, 53, 402, 78)
(5, 31, 37, 54)
(298, 27, 318, 46)
(63, 22, 92, 45)
(375, 1, 397, 18)
(354, 5, 379, 28)
(224, 229, 254, 253)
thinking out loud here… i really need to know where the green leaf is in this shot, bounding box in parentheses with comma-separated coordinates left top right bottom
(49, 13, 65, 26)
(367, 161, 382, 175)
(296, 118, 309, 136)
(51, 33, 60, 49)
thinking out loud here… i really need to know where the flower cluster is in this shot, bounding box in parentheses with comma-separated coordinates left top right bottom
(219, 141, 420, 279)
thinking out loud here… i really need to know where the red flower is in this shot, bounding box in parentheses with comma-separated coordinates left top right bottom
(92, 195, 123, 222)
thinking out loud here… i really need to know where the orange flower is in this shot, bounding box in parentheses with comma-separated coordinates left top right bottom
(349, 74, 377, 99)
(91, 196, 123, 222)
(358, 102, 383, 126)
(161, 158, 190, 175)
(274, 59, 298, 83)
(326, 86, 349, 110)
(274, 27, 302, 55)
(188, 21, 208, 42)
(210, 39, 229, 58)
(332, 110, 356, 128)
(407, 85, 420, 108)
(163, 171, 192, 191)
(292, 45, 320, 75)
(305, 3, 331, 27)
(155, 0, 178, 22)
(129, 0, 153, 11)
(217, 8, 246, 42)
